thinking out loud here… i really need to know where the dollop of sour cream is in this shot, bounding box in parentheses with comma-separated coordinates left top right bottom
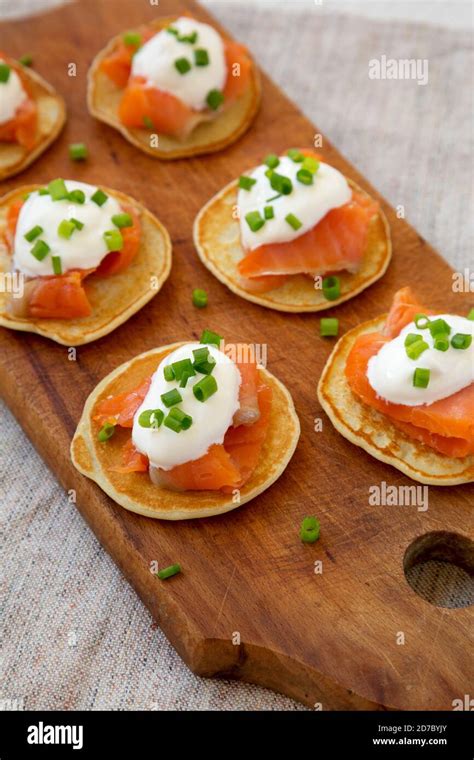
(132, 343, 241, 470)
(131, 17, 227, 111)
(13, 180, 122, 278)
(0, 60, 27, 125)
(367, 315, 474, 406)
(238, 156, 351, 251)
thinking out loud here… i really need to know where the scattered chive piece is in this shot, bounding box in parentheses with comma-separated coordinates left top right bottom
(161, 388, 182, 408)
(413, 367, 430, 388)
(163, 412, 182, 433)
(206, 89, 224, 110)
(468, 308, 474, 321)
(111, 212, 133, 229)
(143, 115, 154, 129)
(192, 288, 208, 308)
(302, 156, 320, 174)
(320, 318, 339, 337)
(296, 168, 313, 185)
(193, 374, 218, 402)
(322, 275, 340, 301)
(287, 148, 304, 163)
(264, 205, 274, 220)
(0, 63, 11, 83)
(138, 409, 164, 428)
(266, 193, 282, 203)
(98, 422, 115, 441)
(270, 172, 293, 195)
(91, 188, 108, 207)
(434, 334, 450, 352)
(38, 188, 49, 196)
(171, 359, 195, 383)
(156, 563, 181, 580)
(428, 318, 451, 338)
(57, 219, 76, 240)
(175, 57, 191, 75)
(123, 31, 142, 48)
(163, 365, 175, 382)
(48, 178, 68, 201)
(103, 229, 123, 251)
(69, 142, 88, 161)
(300, 516, 320, 543)
(264, 154, 280, 169)
(19, 54, 33, 67)
(238, 175, 257, 191)
(68, 189, 85, 204)
(414, 313, 430, 329)
(52, 255, 62, 275)
(193, 347, 210, 364)
(285, 213, 302, 231)
(192, 346, 215, 375)
(24, 225, 43, 243)
(194, 48, 209, 66)
(406, 339, 428, 360)
(179, 31, 198, 44)
(264, 168, 274, 179)
(404, 333, 423, 347)
(166, 26, 179, 36)
(200, 329, 222, 347)
(245, 210, 265, 232)
(31, 239, 50, 261)
(71, 218, 84, 231)
(451, 333, 472, 350)
(167, 407, 192, 430)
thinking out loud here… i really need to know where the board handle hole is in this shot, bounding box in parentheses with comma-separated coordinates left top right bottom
(403, 531, 474, 609)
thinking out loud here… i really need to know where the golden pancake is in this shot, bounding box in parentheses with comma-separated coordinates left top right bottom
(0, 185, 172, 345)
(71, 343, 300, 519)
(317, 316, 474, 485)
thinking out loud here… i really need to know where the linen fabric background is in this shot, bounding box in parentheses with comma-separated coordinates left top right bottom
(1, 0, 472, 710)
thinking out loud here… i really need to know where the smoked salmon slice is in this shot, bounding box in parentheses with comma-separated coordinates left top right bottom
(0, 55, 37, 150)
(345, 288, 474, 457)
(94, 378, 151, 428)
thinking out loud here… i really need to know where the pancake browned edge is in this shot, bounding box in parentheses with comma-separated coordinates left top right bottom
(194, 178, 391, 313)
(71, 343, 301, 520)
(87, 17, 261, 160)
(0, 185, 172, 346)
(317, 316, 474, 485)
(0, 65, 66, 181)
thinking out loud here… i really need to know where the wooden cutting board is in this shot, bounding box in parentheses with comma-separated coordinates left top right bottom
(1, 0, 472, 711)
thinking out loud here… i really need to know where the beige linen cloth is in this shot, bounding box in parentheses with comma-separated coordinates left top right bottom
(1, 1, 472, 710)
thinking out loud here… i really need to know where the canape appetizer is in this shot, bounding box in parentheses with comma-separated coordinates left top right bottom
(71, 330, 300, 519)
(318, 287, 474, 484)
(88, 16, 260, 159)
(194, 149, 391, 312)
(0, 179, 171, 345)
(0, 54, 66, 180)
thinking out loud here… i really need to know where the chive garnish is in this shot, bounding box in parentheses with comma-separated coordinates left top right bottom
(58, 219, 76, 240)
(171, 359, 195, 384)
(266, 193, 282, 203)
(302, 156, 320, 174)
(143, 115, 154, 129)
(192, 288, 208, 308)
(156, 563, 181, 580)
(287, 148, 304, 163)
(69, 143, 88, 161)
(406, 339, 428, 360)
(192, 346, 215, 375)
(238, 175, 257, 191)
(166, 26, 179, 36)
(433, 334, 450, 352)
(200, 329, 222, 347)
(264, 205, 274, 220)
(300, 516, 320, 543)
(38, 188, 49, 196)
(322, 275, 340, 302)
(414, 314, 430, 329)
(52, 255, 62, 275)
(206, 89, 224, 110)
(285, 213, 302, 231)
(175, 57, 191, 75)
(71, 218, 84, 230)
(193, 374, 218, 402)
(163, 365, 175, 382)
(123, 31, 142, 48)
(264, 154, 280, 169)
(178, 31, 198, 43)
(194, 48, 209, 66)
(404, 333, 423, 347)
(19, 54, 33, 67)
(320, 318, 339, 337)
(269, 172, 293, 195)
(24, 225, 43, 243)
(428, 318, 451, 338)
(167, 407, 192, 430)
(161, 388, 182, 408)
(111, 213, 133, 229)
(91, 189, 108, 207)
(296, 168, 313, 185)
(48, 178, 68, 201)
(413, 368, 430, 388)
(163, 412, 182, 433)
(103, 230, 123, 251)
(98, 422, 115, 441)
(245, 210, 265, 232)
(193, 347, 210, 364)
(138, 409, 164, 429)
(31, 239, 50, 261)
(451, 333, 472, 350)
(0, 63, 11, 83)
(68, 189, 86, 204)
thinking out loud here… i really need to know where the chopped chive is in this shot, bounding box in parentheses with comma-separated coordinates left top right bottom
(404, 333, 423, 347)
(287, 148, 304, 163)
(200, 329, 222, 347)
(171, 359, 195, 383)
(167, 407, 192, 430)
(192, 347, 215, 375)
(238, 175, 257, 191)
(52, 255, 62, 275)
(451, 333, 472, 350)
(138, 409, 164, 428)
(57, 219, 76, 239)
(48, 178, 68, 201)
(264, 205, 274, 220)
(406, 339, 428, 360)
(322, 275, 340, 302)
(264, 154, 280, 169)
(38, 188, 49, 196)
(413, 368, 430, 389)
(300, 515, 320, 543)
(166, 26, 179, 36)
(414, 313, 430, 329)
(285, 213, 302, 231)
(98, 422, 115, 441)
(31, 239, 50, 261)
(264, 168, 274, 179)
(71, 218, 84, 231)
(123, 31, 142, 48)
(302, 156, 320, 174)
(194, 48, 209, 66)
(111, 212, 133, 229)
(156, 563, 181, 580)
(433, 333, 450, 352)
(0, 63, 11, 83)
(163, 413, 182, 433)
(91, 188, 108, 207)
(320, 318, 339, 337)
(161, 388, 182, 408)
(24, 225, 43, 243)
(68, 189, 85, 204)
(163, 365, 175, 382)
(296, 168, 313, 185)
(428, 318, 451, 338)
(69, 142, 88, 161)
(245, 210, 265, 232)
(206, 88, 224, 110)
(175, 57, 191, 75)
(143, 115, 154, 129)
(266, 193, 282, 203)
(193, 347, 210, 364)
(193, 374, 218, 402)
(270, 172, 293, 195)
(103, 229, 123, 251)
(19, 54, 33, 67)
(192, 288, 208, 308)
(468, 308, 474, 321)
(178, 31, 198, 43)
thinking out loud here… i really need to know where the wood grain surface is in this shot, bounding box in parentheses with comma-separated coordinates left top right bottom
(0, 0, 472, 710)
